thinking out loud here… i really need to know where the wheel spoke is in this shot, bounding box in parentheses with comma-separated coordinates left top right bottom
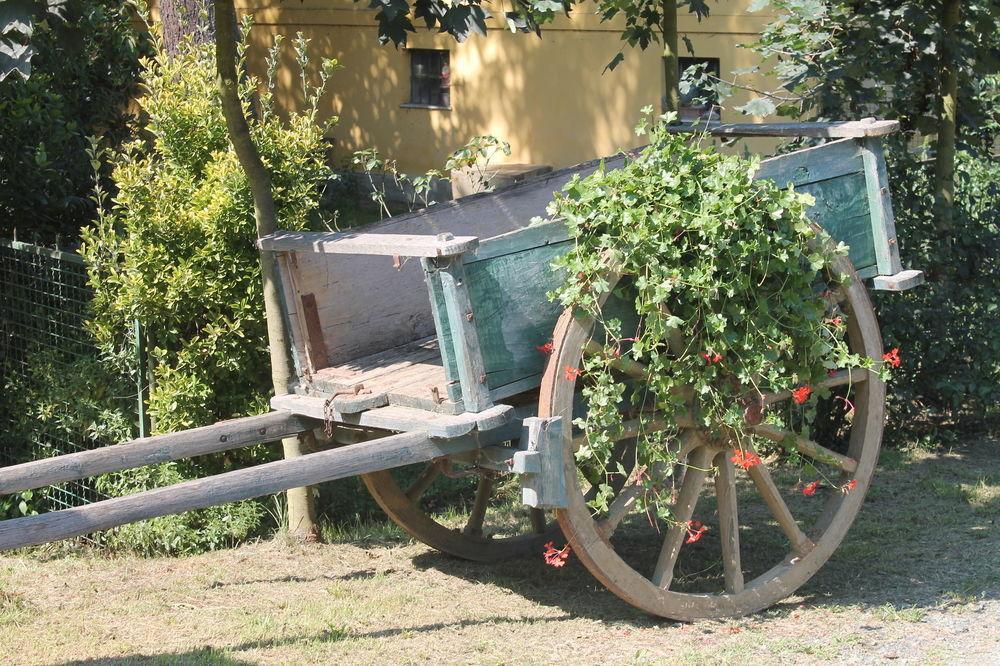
(573, 414, 697, 450)
(750, 423, 858, 474)
(651, 445, 712, 589)
(746, 456, 815, 556)
(760, 367, 870, 407)
(713, 451, 744, 594)
(405, 461, 443, 502)
(462, 474, 494, 538)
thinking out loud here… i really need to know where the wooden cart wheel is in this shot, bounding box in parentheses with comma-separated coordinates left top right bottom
(361, 461, 558, 563)
(538, 252, 886, 620)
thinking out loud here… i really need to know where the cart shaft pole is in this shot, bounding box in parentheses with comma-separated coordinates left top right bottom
(0, 411, 317, 495)
(0, 430, 478, 551)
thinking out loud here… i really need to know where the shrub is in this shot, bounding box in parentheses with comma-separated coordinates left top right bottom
(78, 26, 337, 553)
(877, 147, 1000, 436)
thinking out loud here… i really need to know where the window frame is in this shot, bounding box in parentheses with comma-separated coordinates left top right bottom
(403, 48, 452, 110)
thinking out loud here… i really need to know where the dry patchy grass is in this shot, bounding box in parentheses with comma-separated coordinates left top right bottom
(0, 437, 997, 665)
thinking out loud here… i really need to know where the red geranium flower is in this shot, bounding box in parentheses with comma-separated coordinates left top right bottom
(792, 385, 813, 404)
(802, 480, 821, 496)
(542, 541, 571, 567)
(685, 520, 708, 544)
(882, 347, 902, 368)
(536, 341, 554, 354)
(700, 351, 723, 365)
(730, 449, 762, 471)
(564, 365, 582, 381)
(842, 479, 858, 494)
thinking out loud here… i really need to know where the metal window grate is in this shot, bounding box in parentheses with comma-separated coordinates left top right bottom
(0, 239, 113, 517)
(408, 49, 451, 108)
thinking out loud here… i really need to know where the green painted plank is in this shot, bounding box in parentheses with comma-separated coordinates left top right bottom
(431, 144, 888, 399)
(795, 172, 878, 272)
(859, 138, 903, 275)
(421, 258, 462, 402)
(466, 222, 571, 264)
(465, 240, 571, 390)
(439, 258, 493, 412)
(755, 138, 865, 187)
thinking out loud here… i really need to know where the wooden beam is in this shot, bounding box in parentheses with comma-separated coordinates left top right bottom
(258, 231, 479, 257)
(664, 119, 899, 138)
(0, 430, 481, 551)
(0, 412, 316, 495)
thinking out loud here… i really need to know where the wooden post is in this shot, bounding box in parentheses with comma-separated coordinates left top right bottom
(436, 256, 492, 413)
(0, 430, 481, 551)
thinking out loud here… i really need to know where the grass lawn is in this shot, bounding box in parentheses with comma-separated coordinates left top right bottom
(0, 435, 996, 665)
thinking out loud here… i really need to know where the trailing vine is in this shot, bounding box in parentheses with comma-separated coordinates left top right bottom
(547, 111, 875, 524)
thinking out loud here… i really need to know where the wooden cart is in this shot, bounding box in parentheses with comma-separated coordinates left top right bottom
(0, 120, 922, 620)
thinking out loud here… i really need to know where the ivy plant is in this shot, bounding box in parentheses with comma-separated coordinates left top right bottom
(548, 110, 871, 519)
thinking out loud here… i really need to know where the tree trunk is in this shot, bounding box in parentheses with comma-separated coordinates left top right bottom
(933, 0, 961, 234)
(213, 0, 318, 541)
(160, 0, 215, 55)
(661, 0, 680, 115)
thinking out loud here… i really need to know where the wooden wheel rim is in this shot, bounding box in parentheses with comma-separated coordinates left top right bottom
(361, 470, 558, 562)
(538, 253, 886, 620)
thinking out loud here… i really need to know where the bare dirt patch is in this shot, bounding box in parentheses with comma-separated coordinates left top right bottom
(0, 437, 996, 665)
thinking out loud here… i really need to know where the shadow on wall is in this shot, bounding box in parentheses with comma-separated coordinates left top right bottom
(244, 14, 657, 175)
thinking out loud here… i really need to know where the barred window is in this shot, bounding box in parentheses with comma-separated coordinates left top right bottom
(407, 49, 451, 108)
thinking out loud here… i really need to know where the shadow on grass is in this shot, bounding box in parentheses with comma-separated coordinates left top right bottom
(408, 436, 999, 622)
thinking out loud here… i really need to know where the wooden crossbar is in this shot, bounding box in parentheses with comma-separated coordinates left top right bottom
(664, 119, 899, 138)
(0, 430, 481, 551)
(0, 411, 316, 495)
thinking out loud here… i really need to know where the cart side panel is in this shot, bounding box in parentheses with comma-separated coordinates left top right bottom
(434, 141, 901, 399)
(271, 155, 630, 379)
(756, 138, 880, 278)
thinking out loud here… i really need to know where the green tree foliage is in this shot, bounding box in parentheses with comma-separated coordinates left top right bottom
(0, 0, 148, 242)
(745, 1, 1000, 430)
(76, 31, 337, 553)
(746, 0, 999, 131)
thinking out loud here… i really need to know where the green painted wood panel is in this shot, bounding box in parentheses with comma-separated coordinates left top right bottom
(464, 240, 571, 390)
(796, 172, 878, 272)
(429, 140, 891, 401)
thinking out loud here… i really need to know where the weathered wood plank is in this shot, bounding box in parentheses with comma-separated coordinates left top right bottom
(267, 154, 629, 369)
(464, 239, 571, 391)
(421, 258, 462, 401)
(0, 412, 316, 495)
(259, 231, 479, 257)
(299, 293, 329, 369)
(271, 394, 512, 438)
(0, 430, 481, 551)
(755, 138, 865, 187)
(664, 119, 899, 138)
(859, 138, 904, 276)
(872, 269, 925, 291)
(438, 257, 493, 413)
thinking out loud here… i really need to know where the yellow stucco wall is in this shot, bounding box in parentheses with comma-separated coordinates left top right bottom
(240, 0, 777, 173)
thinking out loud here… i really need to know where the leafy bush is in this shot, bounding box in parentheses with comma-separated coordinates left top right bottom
(77, 27, 337, 553)
(550, 111, 868, 518)
(0, 0, 148, 243)
(877, 148, 1000, 434)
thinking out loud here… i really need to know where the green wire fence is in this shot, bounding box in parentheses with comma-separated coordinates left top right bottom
(0, 238, 145, 522)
